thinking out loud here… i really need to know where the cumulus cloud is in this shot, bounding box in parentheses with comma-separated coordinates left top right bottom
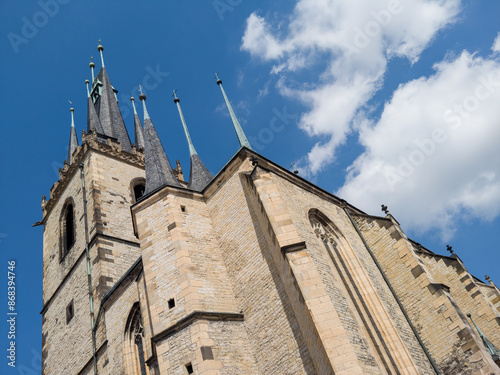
(241, 0, 461, 174)
(493, 32, 500, 53)
(337, 50, 500, 238)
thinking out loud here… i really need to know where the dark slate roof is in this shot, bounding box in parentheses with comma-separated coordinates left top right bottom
(142, 103, 182, 193)
(87, 96, 104, 134)
(67, 124, 79, 164)
(95, 68, 132, 152)
(188, 153, 213, 191)
(134, 113, 145, 150)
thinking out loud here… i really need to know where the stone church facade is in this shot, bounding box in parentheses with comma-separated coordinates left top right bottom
(38, 44, 500, 374)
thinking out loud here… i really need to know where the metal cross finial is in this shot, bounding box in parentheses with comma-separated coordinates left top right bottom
(68, 100, 72, 105)
(138, 85, 143, 95)
(214, 72, 220, 80)
(172, 89, 178, 99)
(381, 204, 389, 215)
(485, 275, 492, 284)
(446, 245, 454, 255)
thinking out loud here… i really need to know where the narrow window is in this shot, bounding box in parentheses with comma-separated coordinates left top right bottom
(185, 363, 194, 374)
(135, 334, 148, 375)
(65, 204, 74, 250)
(61, 200, 75, 261)
(180, 205, 186, 213)
(125, 303, 148, 375)
(168, 298, 175, 309)
(66, 300, 74, 324)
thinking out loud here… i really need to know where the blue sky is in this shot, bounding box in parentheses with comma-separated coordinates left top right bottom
(1, 0, 499, 372)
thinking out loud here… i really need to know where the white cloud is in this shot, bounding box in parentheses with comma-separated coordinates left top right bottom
(493, 32, 500, 53)
(241, 0, 461, 174)
(337, 50, 500, 238)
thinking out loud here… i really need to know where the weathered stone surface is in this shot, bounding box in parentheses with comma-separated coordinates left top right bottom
(42, 142, 500, 375)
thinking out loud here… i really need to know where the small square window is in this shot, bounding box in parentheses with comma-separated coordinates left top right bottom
(180, 205, 186, 213)
(168, 298, 175, 309)
(66, 300, 74, 324)
(185, 363, 194, 374)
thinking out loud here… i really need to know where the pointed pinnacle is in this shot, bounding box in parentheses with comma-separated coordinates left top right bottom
(173, 91, 196, 156)
(216, 74, 252, 149)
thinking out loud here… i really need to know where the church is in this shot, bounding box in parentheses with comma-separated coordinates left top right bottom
(38, 43, 500, 374)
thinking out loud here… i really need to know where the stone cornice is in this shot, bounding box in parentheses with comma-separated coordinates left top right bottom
(42, 131, 145, 223)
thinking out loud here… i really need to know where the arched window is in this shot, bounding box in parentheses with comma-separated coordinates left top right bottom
(124, 303, 148, 375)
(309, 209, 404, 373)
(60, 199, 75, 261)
(131, 178, 146, 203)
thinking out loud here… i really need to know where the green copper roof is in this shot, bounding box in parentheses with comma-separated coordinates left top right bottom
(216, 75, 252, 150)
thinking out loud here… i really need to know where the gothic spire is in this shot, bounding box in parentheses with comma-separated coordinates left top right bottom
(67, 106, 79, 164)
(131, 97, 145, 150)
(173, 90, 213, 191)
(215, 73, 252, 149)
(93, 42, 132, 152)
(86, 79, 104, 134)
(139, 91, 182, 193)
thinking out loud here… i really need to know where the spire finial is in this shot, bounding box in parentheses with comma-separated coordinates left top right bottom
(138, 85, 149, 119)
(215, 72, 222, 85)
(97, 40, 104, 68)
(381, 204, 389, 215)
(215, 73, 252, 150)
(172, 89, 179, 103)
(173, 90, 196, 156)
(69, 101, 75, 127)
(85, 79, 90, 98)
(446, 245, 454, 255)
(130, 97, 138, 115)
(89, 57, 95, 83)
(485, 275, 492, 284)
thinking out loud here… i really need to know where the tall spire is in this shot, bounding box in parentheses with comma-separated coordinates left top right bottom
(215, 73, 252, 149)
(85, 79, 104, 134)
(67, 105, 79, 164)
(173, 90, 196, 156)
(173, 90, 213, 191)
(93, 41, 132, 152)
(131, 97, 145, 150)
(139, 91, 182, 193)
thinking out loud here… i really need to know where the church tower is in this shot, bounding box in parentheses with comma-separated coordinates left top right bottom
(38, 44, 500, 375)
(40, 43, 148, 374)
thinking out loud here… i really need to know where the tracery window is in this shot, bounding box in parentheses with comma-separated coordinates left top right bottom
(124, 303, 148, 375)
(309, 209, 400, 373)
